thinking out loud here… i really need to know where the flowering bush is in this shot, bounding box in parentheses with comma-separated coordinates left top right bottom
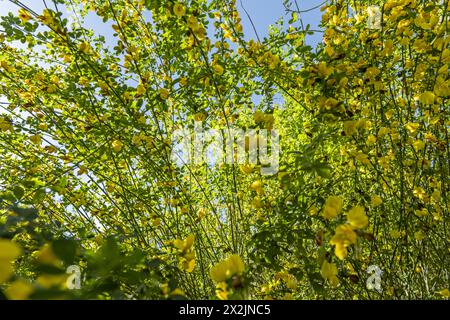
(0, 0, 449, 300)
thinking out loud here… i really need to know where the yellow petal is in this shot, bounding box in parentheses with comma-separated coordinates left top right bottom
(183, 259, 196, 273)
(322, 205, 338, 220)
(170, 288, 186, 296)
(320, 260, 339, 286)
(184, 234, 195, 250)
(36, 274, 68, 289)
(437, 288, 450, 298)
(0, 239, 22, 261)
(419, 91, 435, 105)
(228, 254, 245, 274)
(210, 254, 245, 282)
(112, 140, 123, 152)
(173, 3, 186, 17)
(210, 263, 228, 282)
(371, 195, 383, 206)
(159, 88, 170, 100)
(35, 244, 61, 267)
(215, 282, 229, 300)
(0, 262, 14, 283)
(5, 280, 34, 300)
(322, 196, 343, 220)
(18, 9, 32, 23)
(334, 243, 348, 260)
(213, 64, 224, 75)
(346, 206, 368, 229)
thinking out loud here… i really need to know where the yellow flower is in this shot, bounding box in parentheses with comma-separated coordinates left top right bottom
(179, 77, 188, 86)
(18, 9, 32, 23)
(414, 230, 425, 241)
(331, 225, 358, 244)
(0, 239, 22, 284)
(267, 54, 280, 70)
(36, 274, 68, 289)
(334, 243, 348, 260)
(390, 229, 402, 239)
(355, 152, 370, 165)
(47, 83, 57, 93)
(79, 77, 89, 86)
(339, 77, 348, 87)
(413, 187, 427, 200)
(378, 127, 390, 137)
(63, 55, 72, 63)
(30, 134, 42, 145)
(79, 42, 91, 54)
(250, 180, 263, 191)
(431, 190, 441, 202)
(173, 3, 186, 17)
(173, 234, 196, 272)
(343, 121, 358, 136)
(215, 282, 229, 300)
(239, 164, 254, 174)
(193, 111, 207, 122)
(181, 258, 196, 272)
(159, 88, 170, 100)
(317, 61, 332, 78)
(0, 60, 15, 73)
(98, 80, 109, 93)
(0, 239, 22, 261)
(437, 288, 450, 298)
(320, 260, 339, 287)
(0, 262, 13, 284)
(276, 272, 298, 290)
(173, 234, 195, 252)
(38, 9, 53, 25)
(34, 244, 62, 267)
(418, 91, 435, 105)
(210, 254, 245, 283)
(213, 64, 224, 75)
(405, 122, 420, 134)
(413, 140, 425, 151)
(197, 207, 206, 219)
(308, 205, 318, 216)
(253, 110, 266, 123)
(136, 84, 146, 95)
(322, 196, 343, 220)
(5, 280, 34, 300)
(112, 139, 123, 152)
(228, 254, 245, 273)
(330, 224, 357, 260)
(367, 134, 377, 145)
(0, 118, 13, 132)
(170, 288, 186, 297)
(371, 195, 383, 207)
(251, 196, 263, 209)
(346, 206, 368, 229)
(187, 16, 199, 31)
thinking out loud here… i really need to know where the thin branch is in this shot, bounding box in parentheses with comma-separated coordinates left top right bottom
(240, 0, 261, 42)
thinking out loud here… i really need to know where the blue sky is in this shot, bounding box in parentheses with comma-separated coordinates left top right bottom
(0, 0, 324, 46)
(237, 0, 324, 46)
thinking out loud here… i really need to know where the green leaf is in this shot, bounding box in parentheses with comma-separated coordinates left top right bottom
(53, 239, 78, 265)
(13, 185, 25, 200)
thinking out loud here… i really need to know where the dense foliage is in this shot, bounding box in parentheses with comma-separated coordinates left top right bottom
(0, 0, 449, 300)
